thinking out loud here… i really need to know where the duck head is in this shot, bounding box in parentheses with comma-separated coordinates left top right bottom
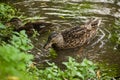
(86, 17, 101, 30)
(43, 32, 64, 49)
(8, 17, 23, 29)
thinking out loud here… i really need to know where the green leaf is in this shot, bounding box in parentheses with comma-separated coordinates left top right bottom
(0, 23, 5, 29)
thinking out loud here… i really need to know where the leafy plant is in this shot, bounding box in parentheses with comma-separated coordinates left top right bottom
(0, 30, 34, 80)
(0, 23, 14, 42)
(63, 57, 97, 80)
(49, 48, 57, 58)
(0, 45, 33, 80)
(0, 23, 6, 29)
(0, 3, 19, 43)
(33, 57, 97, 80)
(32, 29, 40, 38)
(0, 3, 16, 23)
(10, 30, 34, 51)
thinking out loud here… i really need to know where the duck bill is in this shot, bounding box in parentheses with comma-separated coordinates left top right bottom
(43, 42, 52, 49)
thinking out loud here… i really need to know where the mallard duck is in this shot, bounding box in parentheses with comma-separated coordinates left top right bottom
(8, 17, 53, 33)
(44, 18, 101, 50)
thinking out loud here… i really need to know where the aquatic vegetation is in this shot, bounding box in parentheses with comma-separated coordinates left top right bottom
(98, 63, 119, 79)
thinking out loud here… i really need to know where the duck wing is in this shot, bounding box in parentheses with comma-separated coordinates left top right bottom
(61, 26, 88, 48)
(62, 26, 87, 40)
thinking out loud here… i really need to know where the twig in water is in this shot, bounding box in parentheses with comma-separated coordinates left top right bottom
(103, 27, 111, 39)
(91, 28, 105, 46)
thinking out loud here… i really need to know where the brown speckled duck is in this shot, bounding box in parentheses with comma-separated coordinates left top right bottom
(44, 18, 101, 50)
(8, 17, 52, 34)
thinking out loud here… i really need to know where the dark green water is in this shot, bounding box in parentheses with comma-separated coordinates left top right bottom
(2, 0, 120, 77)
